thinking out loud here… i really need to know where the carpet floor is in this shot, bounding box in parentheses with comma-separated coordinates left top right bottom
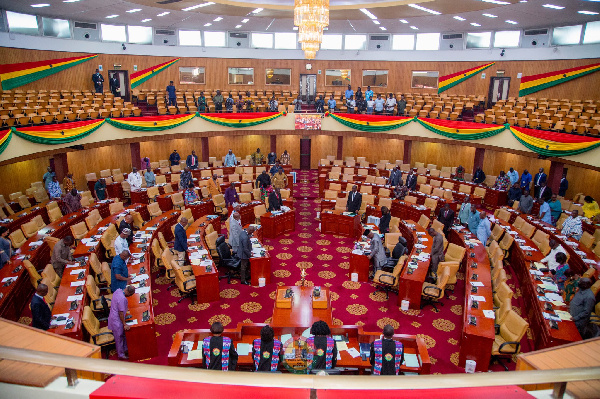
(17, 169, 536, 373)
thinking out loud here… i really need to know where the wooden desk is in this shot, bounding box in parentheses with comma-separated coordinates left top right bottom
(260, 209, 295, 238)
(348, 223, 380, 282)
(397, 221, 432, 310)
(0, 202, 49, 234)
(130, 189, 149, 205)
(390, 200, 430, 223)
(321, 210, 361, 239)
(272, 286, 332, 328)
(230, 201, 262, 226)
(186, 216, 221, 303)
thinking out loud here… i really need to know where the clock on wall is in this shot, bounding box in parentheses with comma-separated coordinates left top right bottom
(306, 63, 312, 70)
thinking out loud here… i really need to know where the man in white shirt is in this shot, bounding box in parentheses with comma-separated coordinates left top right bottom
(541, 239, 567, 271)
(114, 228, 131, 256)
(561, 210, 583, 240)
(224, 149, 237, 167)
(507, 167, 519, 186)
(367, 230, 386, 272)
(476, 213, 491, 245)
(385, 94, 397, 115)
(127, 167, 142, 190)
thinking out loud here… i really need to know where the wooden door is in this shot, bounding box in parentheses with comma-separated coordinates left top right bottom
(300, 138, 311, 170)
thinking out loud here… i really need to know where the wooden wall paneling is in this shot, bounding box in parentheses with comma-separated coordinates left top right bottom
(482, 149, 551, 183)
(67, 144, 132, 190)
(276, 135, 301, 167)
(310, 135, 338, 169)
(342, 135, 404, 164)
(208, 134, 270, 162)
(0, 156, 52, 199)
(1, 48, 599, 99)
(140, 137, 204, 165)
(411, 141, 475, 171)
(561, 164, 600, 202)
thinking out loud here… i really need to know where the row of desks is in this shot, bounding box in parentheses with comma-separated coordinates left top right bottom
(0, 201, 50, 234)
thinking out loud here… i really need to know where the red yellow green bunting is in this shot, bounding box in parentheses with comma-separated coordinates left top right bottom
(438, 63, 495, 94)
(510, 126, 600, 156)
(130, 58, 180, 89)
(106, 114, 195, 131)
(417, 117, 506, 140)
(198, 112, 285, 127)
(12, 119, 104, 144)
(519, 63, 600, 97)
(326, 112, 412, 132)
(0, 129, 12, 155)
(0, 54, 98, 90)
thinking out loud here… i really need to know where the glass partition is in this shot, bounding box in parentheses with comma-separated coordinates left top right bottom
(265, 68, 291, 85)
(325, 69, 351, 86)
(411, 71, 439, 89)
(179, 67, 205, 84)
(362, 70, 388, 87)
(228, 67, 254, 85)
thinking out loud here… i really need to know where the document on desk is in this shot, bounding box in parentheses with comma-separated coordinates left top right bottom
(584, 259, 599, 265)
(135, 287, 151, 294)
(403, 354, 420, 368)
(132, 274, 149, 283)
(347, 347, 360, 358)
(336, 341, 348, 351)
(530, 270, 544, 276)
(538, 283, 558, 292)
(545, 292, 563, 302)
(552, 300, 566, 307)
(470, 282, 484, 287)
(69, 268, 87, 275)
(237, 343, 251, 356)
(543, 312, 561, 322)
(483, 310, 495, 319)
(187, 349, 203, 361)
(67, 294, 83, 302)
(126, 319, 138, 326)
(416, 232, 426, 236)
(70, 280, 85, 287)
(414, 244, 427, 249)
(555, 310, 572, 321)
(470, 295, 486, 302)
(131, 252, 144, 258)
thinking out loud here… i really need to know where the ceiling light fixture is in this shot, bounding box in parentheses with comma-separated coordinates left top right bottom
(480, 0, 510, 4)
(106, 14, 119, 18)
(379, 27, 387, 31)
(182, 2, 215, 11)
(373, 20, 380, 25)
(505, 20, 518, 24)
(204, 23, 212, 26)
(453, 16, 466, 21)
(213, 17, 223, 21)
(410, 25, 419, 30)
(31, 3, 50, 7)
(126, 9, 142, 13)
(252, 8, 263, 14)
(542, 4, 565, 9)
(157, 12, 170, 16)
(295, 0, 330, 59)
(63, 0, 81, 3)
(471, 22, 482, 26)
(399, 19, 409, 23)
(359, 8, 378, 19)
(235, 25, 242, 28)
(241, 18, 249, 23)
(407, 3, 441, 15)
(482, 13, 498, 18)
(141, 18, 152, 22)
(579, 10, 599, 14)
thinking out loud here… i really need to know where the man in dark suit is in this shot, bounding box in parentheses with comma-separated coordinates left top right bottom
(437, 203, 455, 235)
(169, 150, 181, 166)
(92, 69, 104, 93)
(31, 283, 51, 330)
(186, 150, 199, 169)
(173, 217, 188, 264)
(109, 74, 119, 96)
(473, 167, 486, 184)
(239, 226, 255, 285)
(388, 166, 402, 187)
(537, 181, 552, 202)
(534, 167, 547, 198)
(559, 173, 568, 197)
(405, 171, 417, 191)
(347, 185, 362, 213)
(268, 188, 282, 212)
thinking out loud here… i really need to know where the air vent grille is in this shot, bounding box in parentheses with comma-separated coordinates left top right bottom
(442, 33, 463, 40)
(74, 22, 97, 29)
(155, 29, 175, 36)
(524, 29, 548, 36)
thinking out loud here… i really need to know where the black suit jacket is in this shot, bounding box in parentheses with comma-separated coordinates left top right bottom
(239, 230, 252, 260)
(534, 172, 547, 186)
(437, 208, 455, 231)
(406, 175, 417, 190)
(473, 170, 486, 184)
(538, 185, 552, 201)
(347, 191, 362, 213)
(31, 295, 51, 330)
(186, 154, 199, 169)
(268, 191, 282, 212)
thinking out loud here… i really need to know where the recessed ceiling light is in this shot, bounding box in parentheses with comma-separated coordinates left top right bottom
(63, 0, 80, 3)
(480, 0, 510, 4)
(407, 3, 441, 15)
(126, 9, 141, 13)
(204, 23, 212, 27)
(235, 25, 242, 28)
(410, 26, 419, 30)
(399, 19, 409, 23)
(252, 8, 263, 14)
(482, 13, 498, 18)
(293, 26, 298, 30)
(31, 3, 50, 7)
(520, 0, 528, 2)
(579, 10, 599, 14)
(213, 16, 223, 21)
(379, 27, 387, 31)
(141, 18, 152, 22)
(505, 20, 518, 24)
(241, 18, 249, 23)
(359, 8, 378, 19)
(106, 14, 119, 18)
(454, 16, 466, 21)
(182, 2, 215, 11)
(373, 20, 380, 25)
(542, 4, 565, 9)
(157, 12, 170, 16)
(471, 22, 481, 26)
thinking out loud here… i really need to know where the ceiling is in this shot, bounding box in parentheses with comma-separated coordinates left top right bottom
(1, 0, 599, 34)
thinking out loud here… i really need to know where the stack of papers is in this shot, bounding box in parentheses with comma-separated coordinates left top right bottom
(470, 295, 486, 302)
(483, 310, 495, 319)
(132, 274, 149, 283)
(135, 287, 150, 294)
(543, 312, 561, 321)
(555, 310, 572, 321)
(70, 280, 85, 287)
(70, 268, 86, 275)
(67, 294, 84, 302)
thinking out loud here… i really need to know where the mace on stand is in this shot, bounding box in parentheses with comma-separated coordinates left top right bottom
(300, 267, 308, 287)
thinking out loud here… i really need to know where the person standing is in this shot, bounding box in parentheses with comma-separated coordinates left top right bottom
(385, 93, 396, 115)
(327, 95, 336, 113)
(224, 182, 239, 207)
(224, 149, 237, 167)
(405, 171, 417, 191)
(508, 183, 522, 206)
(127, 168, 142, 191)
(31, 283, 51, 331)
(140, 157, 150, 170)
(48, 176, 62, 199)
(228, 211, 242, 255)
(374, 94, 385, 114)
(251, 148, 264, 166)
(173, 217, 188, 264)
(507, 167, 519, 187)
(397, 95, 407, 116)
(202, 322, 239, 370)
(548, 194, 562, 225)
(344, 85, 354, 103)
(458, 196, 472, 225)
(51, 235, 76, 277)
(520, 169, 532, 191)
(533, 168, 547, 198)
(268, 96, 279, 112)
(267, 188, 282, 212)
(114, 229, 131, 261)
(379, 206, 391, 234)
(179, 168, 193, 190)
(252, 325, 282, 372)
(213, 90, 224, 113)
(94, 178, 108, 201)
(476, 212, 491, 245)
(144, 167, 156, 187)
(537, 182, 552, 202)
(365, 86, 374, 102)
(92, 69, 104, 93)
(346, 185, 362, 213)
(388, 166, 402, 187)
(472, 167, 486, 184)
(186, 150, 199, 170)
(569, 278, 596, 338)
(63, 173, 76, 193)
(272, 169, 288, 190)
(518, 190, 534, 214)
(108, 285, 135, 360)
(226, 94, 235, 113)
(184, 183, 199, 205)
(110, 250, 132, 293)
(306, 321, 337, 371)
(255, 170, 271, 189)
(370, 324, 404, 375)
(280, 150, 290, 165)
(109, 74, 119, 96)
(267, 152, 277, 165)
(366, 97, 375, 115)
(468, 206, 481, 235)
(454, 165, 465, 181)
(538, 198, 552, 224)
(239, 225, 255, 285)
(0, 226, 12, 269)
(315, 95, 325, 113)
(428, 228, 444, 279)
(63, 189, 82, 213)
(196, 91, 206, 113)
(207, 174, 221, 197)
(169, 150, 181, 166)
(437, 203, 455, 235)
(166, 81, 177, 107)
(43, 166, 55, 190)
(493, 171, 511, 191)
(559, 173, 569, 197)
(346, 95, 355, 113)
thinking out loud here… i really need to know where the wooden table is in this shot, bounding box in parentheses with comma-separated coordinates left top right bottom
(348, 223, 380, 283)
(272, 286, 332, 328)
(260, 209, 295, 238)
(231, 201, 262, 226)
(186, 216, 221, 303)
(397, 221, 432, 310)
(321, 210, 362, 239)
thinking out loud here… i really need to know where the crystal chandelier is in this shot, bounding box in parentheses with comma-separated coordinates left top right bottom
(294, 0, 329, 59)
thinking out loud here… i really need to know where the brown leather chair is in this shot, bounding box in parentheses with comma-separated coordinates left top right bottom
(421, 266, 450, 312)
(82, 306, 115, 358)
(490, 310, 529, 370)
(373, 255, 407, 299)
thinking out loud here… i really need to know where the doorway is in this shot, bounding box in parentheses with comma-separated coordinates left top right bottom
(108, 70, 131, 102)
(487, 77, 511, 108)
(300, 138, 311, 170)
(299, 74, 317, 104)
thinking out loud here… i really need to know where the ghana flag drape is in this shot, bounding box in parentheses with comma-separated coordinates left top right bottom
(0, 54, 98, 90)
(438, 63, 495, 94)
(0, 129, 11, 154)
(198, 112, 285, 127)
(12, 119, 104, 144)
(106, 114, 195, 131)
(518, 63, 600, 97)
(130, 58, 180, 89)
(326, 113, 413, 132)
(417, 118, 507, 140)
(509, 126, 600, 157)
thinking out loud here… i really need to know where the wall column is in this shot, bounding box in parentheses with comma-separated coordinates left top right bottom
(130, 142, 140, 170)
(473, 147, 485, 174)
(403, 140, 412, 165)
(53, 153, 69, 181)
(201, 137, 209, 162)
(549, 160, 564, 195)
(270, 134, 277, 155)
(337, 136, 343, 160)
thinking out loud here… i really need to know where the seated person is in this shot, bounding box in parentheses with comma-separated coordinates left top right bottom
(367, 230, 386, 272)
(540, 239, 566, 271)
(394, 184, 408, 200)
(267, 188, 282, 212)
(518, 190, 534, 214)
(307, 321, 337, 371)
(507, 183, 522, 206)
(370, 324, 404, 375)
(184, 183, 200, 205)
(569, 278, 597, 338)
(202, 322, 238, 371)
(552, 252, 569, 291)
(583, 196, 600, 219)
(561, 210, 583, 240)
(252, 325, 283, 372)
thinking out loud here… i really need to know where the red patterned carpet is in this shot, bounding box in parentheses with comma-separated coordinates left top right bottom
(17, 169, 536, 373)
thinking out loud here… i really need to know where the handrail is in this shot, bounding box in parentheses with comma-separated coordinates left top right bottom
(2, 346, 600, 390)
